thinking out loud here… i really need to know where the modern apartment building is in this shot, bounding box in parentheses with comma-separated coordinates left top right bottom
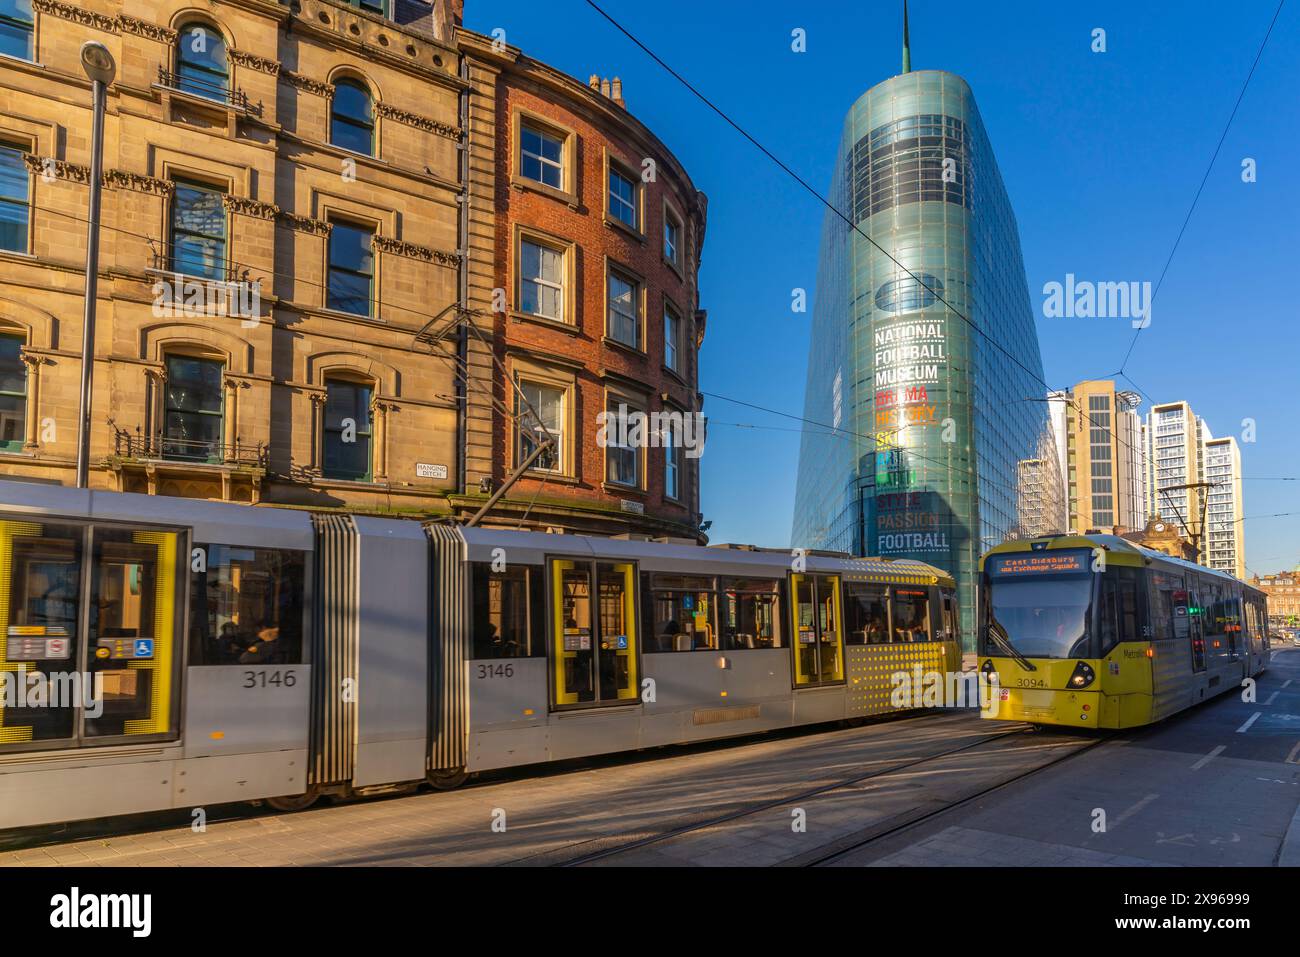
(1143, 400, 1246, 576)
(1202, 434, 1244, 578)
(1050, 380, 1146, 534)
(1145, 401, 1204, 546)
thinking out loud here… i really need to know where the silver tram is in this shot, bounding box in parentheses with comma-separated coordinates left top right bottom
(0, 480, 960, 829)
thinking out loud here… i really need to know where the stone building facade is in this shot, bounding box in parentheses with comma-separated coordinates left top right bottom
(1251, 569, 1300, 629)
(0, 0, 706, 537)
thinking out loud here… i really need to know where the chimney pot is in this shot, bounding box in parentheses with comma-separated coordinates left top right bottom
(611, 77, 623, 104)
(589, 74, 600, 89)
(601, 78, 611, 98)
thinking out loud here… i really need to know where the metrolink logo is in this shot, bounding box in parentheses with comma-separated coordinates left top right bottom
(595, 405, 706, 458)
(1042, 273, 1152, 328)
(890, 667, 1000, 714)
(1, 670, 104, 717)
(151, 276, 262, 327)
(50, 888, 151, 937)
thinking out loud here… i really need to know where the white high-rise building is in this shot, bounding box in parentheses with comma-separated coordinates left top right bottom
(1144, 401, 1246, 576)
(1145, 401, 1203, 544)
(1203, 436, 1245, 579)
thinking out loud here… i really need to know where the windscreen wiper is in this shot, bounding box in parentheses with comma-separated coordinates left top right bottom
(987, 619, 1037, 672)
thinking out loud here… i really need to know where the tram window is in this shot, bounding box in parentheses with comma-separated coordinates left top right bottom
(890, 587, 930, 642)
(2, 521, 83, 742)
(721, 578, 782, 649)
(1117, 569, 1141, 643)
(844, 582, 888, 645)
(1097, 576, 1118, 653)
(940, 591, 960, 644)
(1096, 569, 1141, 655)
(646, 573, 716, 652)
(470, 563, 543, 658)
(560, 565, 595, 701)
(189, 544, 306, 666)
(1148, 572, 1183, 642)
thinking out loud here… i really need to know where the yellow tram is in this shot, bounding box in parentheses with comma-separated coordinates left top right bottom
(978, 534, 1271, 730)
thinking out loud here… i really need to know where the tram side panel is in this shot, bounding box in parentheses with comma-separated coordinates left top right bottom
(181, 530, 312, 806)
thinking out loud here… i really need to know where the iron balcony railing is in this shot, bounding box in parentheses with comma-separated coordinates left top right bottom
(113, 426, 268, 468)
(157, 67, 263, 118)
(148, 248, 249, 285)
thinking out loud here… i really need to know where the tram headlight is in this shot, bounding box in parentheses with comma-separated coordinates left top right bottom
(1068, 661, 1096, 689)
(980, 658, 997, 678)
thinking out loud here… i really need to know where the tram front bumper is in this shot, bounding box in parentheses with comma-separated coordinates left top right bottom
(985, 685, 1102, 728)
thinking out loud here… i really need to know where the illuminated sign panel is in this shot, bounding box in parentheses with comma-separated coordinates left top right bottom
(987, 550, 1090, 578)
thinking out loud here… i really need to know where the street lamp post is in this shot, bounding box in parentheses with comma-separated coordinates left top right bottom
(75, 41, 116, 490)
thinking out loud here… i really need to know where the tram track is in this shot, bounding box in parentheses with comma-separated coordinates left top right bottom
(530, 722, 1047, 867)
(793, 734, 1108, 866)
(535, 723, 1113, 867)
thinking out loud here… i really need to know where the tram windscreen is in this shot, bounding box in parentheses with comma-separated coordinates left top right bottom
(985, 550, 1094, 659)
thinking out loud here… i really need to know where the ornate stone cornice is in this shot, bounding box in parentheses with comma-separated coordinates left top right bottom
(103, 170, 174, 196)
(230, 49, 281, 76)
(277, 212, 332, 235)
(32, 0, 116, 33)
(23, 154, 91, 183)
(372, 236, 459, 267)
(117, 14, 177, 43)
(373, 102, 460, 140)
(27, 158, 181, 196)
(284, 72, 334, 98)
(223, 195, 280, 219)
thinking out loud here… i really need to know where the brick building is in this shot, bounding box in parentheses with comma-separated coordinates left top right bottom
(0, 0, 707, 538)
(458, 28, 708, 539)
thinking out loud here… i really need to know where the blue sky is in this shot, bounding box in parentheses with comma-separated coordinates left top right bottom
(465, 0, 1299, 575)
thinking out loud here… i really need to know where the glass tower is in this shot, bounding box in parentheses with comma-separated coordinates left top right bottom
(791, 69, 1064, 647)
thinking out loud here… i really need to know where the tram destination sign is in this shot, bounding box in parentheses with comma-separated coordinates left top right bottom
(987, 550, 1089, 578)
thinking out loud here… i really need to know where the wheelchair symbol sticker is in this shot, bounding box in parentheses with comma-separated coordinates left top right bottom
(133, 639, 154, 659)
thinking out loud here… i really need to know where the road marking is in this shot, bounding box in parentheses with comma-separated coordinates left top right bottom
(1265, 691, 1280, 705)
(1237, 712, 1262, 733)
(1286, 742, 1300, 765)
(1191, 745, 1226, 770)
(1284, 679, 1293, 689)
(1112, 793, 1160, 829)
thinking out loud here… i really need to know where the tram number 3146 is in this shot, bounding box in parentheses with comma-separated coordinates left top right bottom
(242, 670, 298, 689)
(475, 663, 515, 679)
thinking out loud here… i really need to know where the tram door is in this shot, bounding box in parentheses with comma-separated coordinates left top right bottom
(790, 574, 844, 687)
(551, 559, 639, 707)
(0, 519, 183, 748)
(85, 528, 181, 738)
(1, 520, 81, 743)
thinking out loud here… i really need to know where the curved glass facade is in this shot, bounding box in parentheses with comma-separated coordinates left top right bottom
(791, 71, 1064, 647)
